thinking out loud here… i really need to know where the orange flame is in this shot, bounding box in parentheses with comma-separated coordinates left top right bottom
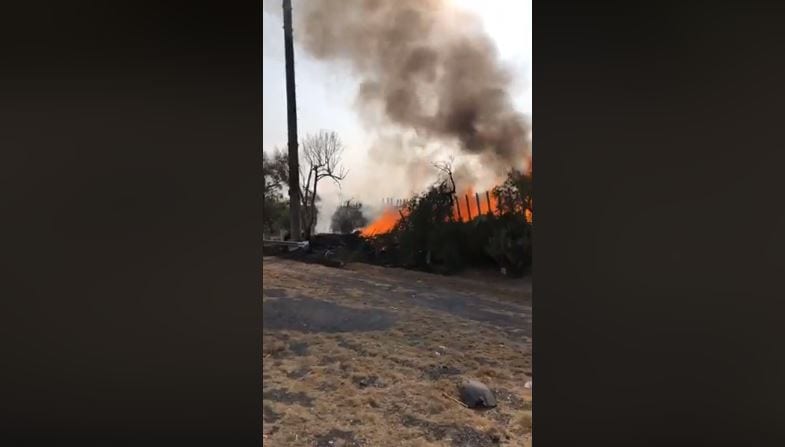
(361, 188, 503, 236)
(359, 159, 534, 236)
(360, 207, 404, 236)
(451, 186, 499, 222)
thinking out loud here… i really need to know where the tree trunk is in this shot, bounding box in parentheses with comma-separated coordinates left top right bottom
(300, 168, 313, 238)
(308, 172, 319, 238)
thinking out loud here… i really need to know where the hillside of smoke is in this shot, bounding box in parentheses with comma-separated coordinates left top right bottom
(293, 0, 531, 173)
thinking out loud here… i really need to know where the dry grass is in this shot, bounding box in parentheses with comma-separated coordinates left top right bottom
(263, 258, 532, 446)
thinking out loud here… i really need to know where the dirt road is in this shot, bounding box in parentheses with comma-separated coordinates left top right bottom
(263, 257, 532, 446)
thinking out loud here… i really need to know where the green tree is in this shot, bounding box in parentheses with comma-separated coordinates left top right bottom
(493, 169, 533, 221)
(486, 169, 533, 275)
(262, 148, 290, 235)
(330, 200, 368, 234)
(393, 163, 458, 270)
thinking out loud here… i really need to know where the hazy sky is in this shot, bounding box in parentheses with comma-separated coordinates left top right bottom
(263, 0, 531, 231)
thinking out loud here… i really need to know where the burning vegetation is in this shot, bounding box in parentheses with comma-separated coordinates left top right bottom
(362, 185, 503, 237)
(360, 207, 403, 237)
(264, 1, 532, 444)
(265, 150, 532, 277)
(362, 158, 532, 235)
(263, 0, 532, 277)
(359, 165, 533, 276)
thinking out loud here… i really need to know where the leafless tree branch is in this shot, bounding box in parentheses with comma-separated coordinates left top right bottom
(299, 130, 349, 238)
(432, 157, 457, 195)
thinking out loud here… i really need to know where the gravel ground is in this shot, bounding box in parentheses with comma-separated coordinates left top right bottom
(263, 257, 532, 446)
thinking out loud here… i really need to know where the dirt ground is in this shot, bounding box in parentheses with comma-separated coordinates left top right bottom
(262, 257, 532, 446)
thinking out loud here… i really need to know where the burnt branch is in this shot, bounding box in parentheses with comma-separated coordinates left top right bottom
(432, 158, 457, 195)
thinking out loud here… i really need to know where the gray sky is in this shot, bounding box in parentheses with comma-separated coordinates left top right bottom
(263, 0, 531, 232)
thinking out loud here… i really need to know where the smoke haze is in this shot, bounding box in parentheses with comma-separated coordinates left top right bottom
(263, 0, 531, 228)
(293, 0, 530, 174)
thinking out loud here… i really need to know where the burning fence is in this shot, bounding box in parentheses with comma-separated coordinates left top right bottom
(281, 170, 533, 276)
(361, 189, 497, 237)
(335, 189, 505, 237)
(361, 187, 531, 237)
(455, 187, 499, 222)
(264, 0, 532, 276)
(361, 156, 533, 237)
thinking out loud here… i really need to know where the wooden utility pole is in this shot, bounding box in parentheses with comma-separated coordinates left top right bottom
(283, 0, 301, 241)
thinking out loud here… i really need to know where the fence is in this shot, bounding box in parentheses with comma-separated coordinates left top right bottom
(383, 192, 496, 221)
(453, 191, 495, 221)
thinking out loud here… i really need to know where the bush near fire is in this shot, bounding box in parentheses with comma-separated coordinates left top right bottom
(361, 167, 532, 277)
(263, 151, 532, 277)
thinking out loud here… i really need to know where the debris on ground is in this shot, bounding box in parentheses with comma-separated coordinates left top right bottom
(284, 233, 365, 268)
(268, 231, 531, 279)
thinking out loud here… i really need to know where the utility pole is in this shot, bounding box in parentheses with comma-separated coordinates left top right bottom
(283, 0, 301, 241)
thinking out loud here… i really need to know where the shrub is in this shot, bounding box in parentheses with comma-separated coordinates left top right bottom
(330, 201, 368, 234)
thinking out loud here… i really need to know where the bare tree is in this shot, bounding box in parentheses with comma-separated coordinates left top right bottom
(432, 158, 458, 221)
(432, 158, 457, 195)
(299, 130, 348, 238)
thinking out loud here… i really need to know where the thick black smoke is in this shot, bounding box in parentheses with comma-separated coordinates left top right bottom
(292, 0, 530, 171)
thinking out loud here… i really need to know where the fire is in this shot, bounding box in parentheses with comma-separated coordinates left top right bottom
(361, 188, 502, 236)
(359, 157, 532, 235)
(451, 186, 499, 223)
(360, 207, 403, 236)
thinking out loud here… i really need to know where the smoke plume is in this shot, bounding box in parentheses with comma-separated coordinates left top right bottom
(292, 0, 530, 173)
